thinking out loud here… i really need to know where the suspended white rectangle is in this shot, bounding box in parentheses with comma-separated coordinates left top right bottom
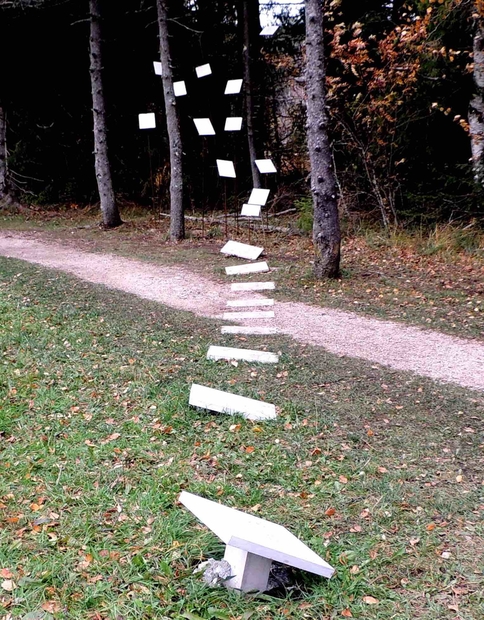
(173, 80, 187, 97)
(231, 281, 275, 292)
(225, 79, 243, 94)
(227, 298, 274, 307)
(153, 61, 162, 75)
(260, 25, 279, 36)
(225, 262, 269, 275)
(221, 326, 278, 335)
(241, 204, 261, 217)
(223, 310, 274, 320)
(216, 159, 236, 178)
(224, 117, 243, 131)
(138, 113, 156, 129)
(255, 159, 277, 173)
(207, 346, 279, 364)
(248, 188, 270, 206)
(221, 240, 263, 260)
(196, 63, 212, 78)
(193, 118, 216, 136)
(189, 384, 276, 421)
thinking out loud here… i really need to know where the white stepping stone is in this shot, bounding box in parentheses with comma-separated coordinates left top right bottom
(225, 79, 243, 94)
(226, 262, 269, 275)
(153, 61, 162, 75)
(227, 298, 274, 308)
(138, 113, 156, 129)
(221, 326, 278, 335)
(241, 204, 261, 217)
(196, 63, 212, 78)
(173, 80, 187, 97)
(255, 159, 277, 174)
(221, 240, 263, 261)
(231, 282, 275, 292)
(223, 310, 274, 320)
(179, 492, 335, 592)
(216, 159, 236, 178)
(193, 118, 216, 136)
(225, 117, 243, 131)
(260, 25, 279, 36)
(207, 346, 278, 364)
(189, 384, 276, 421)
(248, 188, 270, 205)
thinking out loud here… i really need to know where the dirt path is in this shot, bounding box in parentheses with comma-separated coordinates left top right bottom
(1, 231, 483, 392)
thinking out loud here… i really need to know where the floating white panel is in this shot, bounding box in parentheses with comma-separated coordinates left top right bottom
(221, 240, 263, 260)
(225, 262, 269, 275)
(225, 79, 243, 94)
(196, 63, 212, 78)
(216, 160, 236, 178)
(223, 310, 274, 320)
(231, 281, 275, 292)
(138, 113, 156, 129)
(255, 159, 277, 173)
(153, 61, 162, 75)
(260, 25, 279, 36)
(241, 204, 261, 217)
(173, 81, 187, 97)
(189, 384, 276, 421)
(221, 326, 278, 335)
(227, 298, 274, 307)
(207, 346, 278, 364)
(224, 117, 243, 131)
(248, 188, 270, 206)
(193, 118, 216, 136)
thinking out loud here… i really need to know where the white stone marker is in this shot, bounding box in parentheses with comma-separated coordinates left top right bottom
(255, 159, 277, 174)
(189, 384, 276, 421)
(227, 298, 274, 307)
(225, 262, 269, 275)
(216, 160, 236, 178)
(193, 118, 216, 136)
(173, 80, 187, 97)
(153, 61, 162, 75)
(223, 310, 274, 320)
(221, 326, 278, 335)
(196, 63, 212, 78)
(221, 240, 263, 260)
(138, 113, 156, 129)
(231, 281, 275, 292)
(207, 346, 278, 364)
(179, 491, 335, 592)
(260, 25, 279, 36)
(225, 117, 243, 131)
(247, 188, 270, 206)
(241, 204, 261, 217)
(225, 79, 243, 94)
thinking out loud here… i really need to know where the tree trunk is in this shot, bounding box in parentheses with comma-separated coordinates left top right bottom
(305, 0, 341, 278)
(89, 0, 122, 228)
(0, 101, 8, 201)
(156, 0, 185, 241)
(469, 16, 484, 187)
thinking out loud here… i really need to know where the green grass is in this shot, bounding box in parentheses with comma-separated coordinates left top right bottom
(1, 257, 483, 619)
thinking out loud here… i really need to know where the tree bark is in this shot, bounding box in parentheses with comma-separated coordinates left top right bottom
(305, 0, 341, 278)
(469, 15, 484, 187)
(0, 101, 7, 200)
(156, 0, 185, 241)
(89, 0, 122, 228)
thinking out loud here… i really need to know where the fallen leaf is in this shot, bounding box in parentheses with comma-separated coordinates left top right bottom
(41, 601, 61, 613)
(0, 569, 13, 579)
(362, 596, 379, 605)
(1, 579, 16, 592)
(339, 475, 348, 484)
(426, 523, 436, 531)
(245, 446, 255, 454)
(325, 507, 336, 517)
(341, 610, 353, 618)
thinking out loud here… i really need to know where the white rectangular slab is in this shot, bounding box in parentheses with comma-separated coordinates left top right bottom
(231, 281, 275, 292)
(153, 61, 162, 75)
(247, 188, 270, 206)
(227, 298, 274, 308)
(225, 79, 243, 94)
(189, 384, 276, 421)
(241, 204, 261, 217)
(138, 113, 156, 129)
(196, 63, 212, 78)
(221, 240, 263, 260)
(225, 262, 269, 275)
(173, 80, 187, 97)
(225, 117, 243, 131)
(216, 159, 236, 178)
(193, 118, 215, 136)
(207, 346, 278, 364)
(260, 25, 279, 36)
(221, 326, 278, 335)
(255, 159, 277, 173)
(223, 310, 274, 320)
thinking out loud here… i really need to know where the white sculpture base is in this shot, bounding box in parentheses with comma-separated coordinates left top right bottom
(223, 544, 273, 592)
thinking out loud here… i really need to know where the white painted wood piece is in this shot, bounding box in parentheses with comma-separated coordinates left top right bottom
(221, 326, 278, 335)
(207, 346, 279, 364)
(247, 188, 270, 206)
(227, 298, 274, 307)
(189, 384, 276, 421)
(231, 281, 275, 292)
(138, 113, 156, 129)
(216, 160, 236, 178)
(225, 79, 243, 94)
(225, 262, 269, 275)
(196, 63, 212, 78)
(223, 310, 274, 320)
(225, 117, 243, 131)
(221, 240, 263, 260)
(179, 492, 335, 592)
(260, 25, 279, 36)
(173, 80, 187, 97)
(153, 61, 162, 75)
(193, 118, 216, 136)
(255, 159, 277, 173)
(241, 204, 261, 217)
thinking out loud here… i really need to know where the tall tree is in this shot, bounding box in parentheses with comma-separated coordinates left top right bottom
(469, 2, 484, 186)
(89, 0, 122, 228)
(156, 0, 185, 240)
(305, 0, 340, 278)
(0, 97, 9, 203)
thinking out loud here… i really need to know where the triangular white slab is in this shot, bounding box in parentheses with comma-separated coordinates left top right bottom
(231, 282, 275, 292)
(260, 25, 279, 36)
(173, 80, 187, 97)
(221, 326, 278, 335)
(179, 492, 335, 593)
(189, 384, 276, 421)
(248, 188, 270, 206)
(153, 61, 162, 75)
(226, 262, 269, 275)
(225, 117, 243, 131)
(138, 113, 156, 129)
(227, 298, 274, 307)
(207, 346, 278, 364)
(225, 79, 243, 94)
(196, 63, 212, 78)
(255, 159, 277, 173)
(241, 204, 261, 217)
(221, 240, 263, 260)
(193, 118, 216, 136)
(223, 310, 274, 319)
(216, 160, 236, 178)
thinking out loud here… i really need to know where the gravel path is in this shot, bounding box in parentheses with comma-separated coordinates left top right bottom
(1, 231, 483, 392)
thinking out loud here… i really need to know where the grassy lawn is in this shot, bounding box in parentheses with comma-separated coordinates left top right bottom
(1, 256, 483, 619)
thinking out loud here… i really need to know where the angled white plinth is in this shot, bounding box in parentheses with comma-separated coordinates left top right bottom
(221, 240, 263, 261)
(173, 80, 187, 97)
(196, 63, 212, 78)
(227, 298, 274, 308)
(255, 159, 277, 174)
(138, 113, 156, 129)
(225, 117, 243, 131)
(231, 281, 275, 292)
(248, 188, 270, 206)
(224, 545, 272, 592)
(179, 492, 335, 592)
(223, 310, 274, 320)
(221, 326, 278, 335)
(225, 79, 243, 94)
(241, 204, 261, 217)
(216, 159, 236, 178)
(193, 118, 216, 136)
(189, 384, 276, 421)
(260, 25, 279, 36)
(207, 346, 278, 364)
(153, 61, 162, 75)
(226, 262, 269, 275)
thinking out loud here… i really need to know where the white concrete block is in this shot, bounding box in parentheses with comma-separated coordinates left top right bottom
(193, 118, 215, 136)
(207, 346, 279, 364)
(225, 262, 269, 275)
(189, 384, 276, 421)
(225, 79, 243, 94)
(216, 160, 236, 178)
(196, 63, 212, 78)
(221, 240, 263, 260)
(223, 545, 272, 592)
(138, 113, 156, 129)
(231, 281, 275, 292)
(225, 117, 243, 131)
(227, 298, 274, 307)
(241, 204, 261, 217)
(260, 25, 279, 36)
(153, 61, 162, 75)
(248, 188, 270, 206)
(173, 80, 187, 97)
(223, 310, 274, 320)
(254, 159, 277, 173)
(221, 326, 278, 335)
